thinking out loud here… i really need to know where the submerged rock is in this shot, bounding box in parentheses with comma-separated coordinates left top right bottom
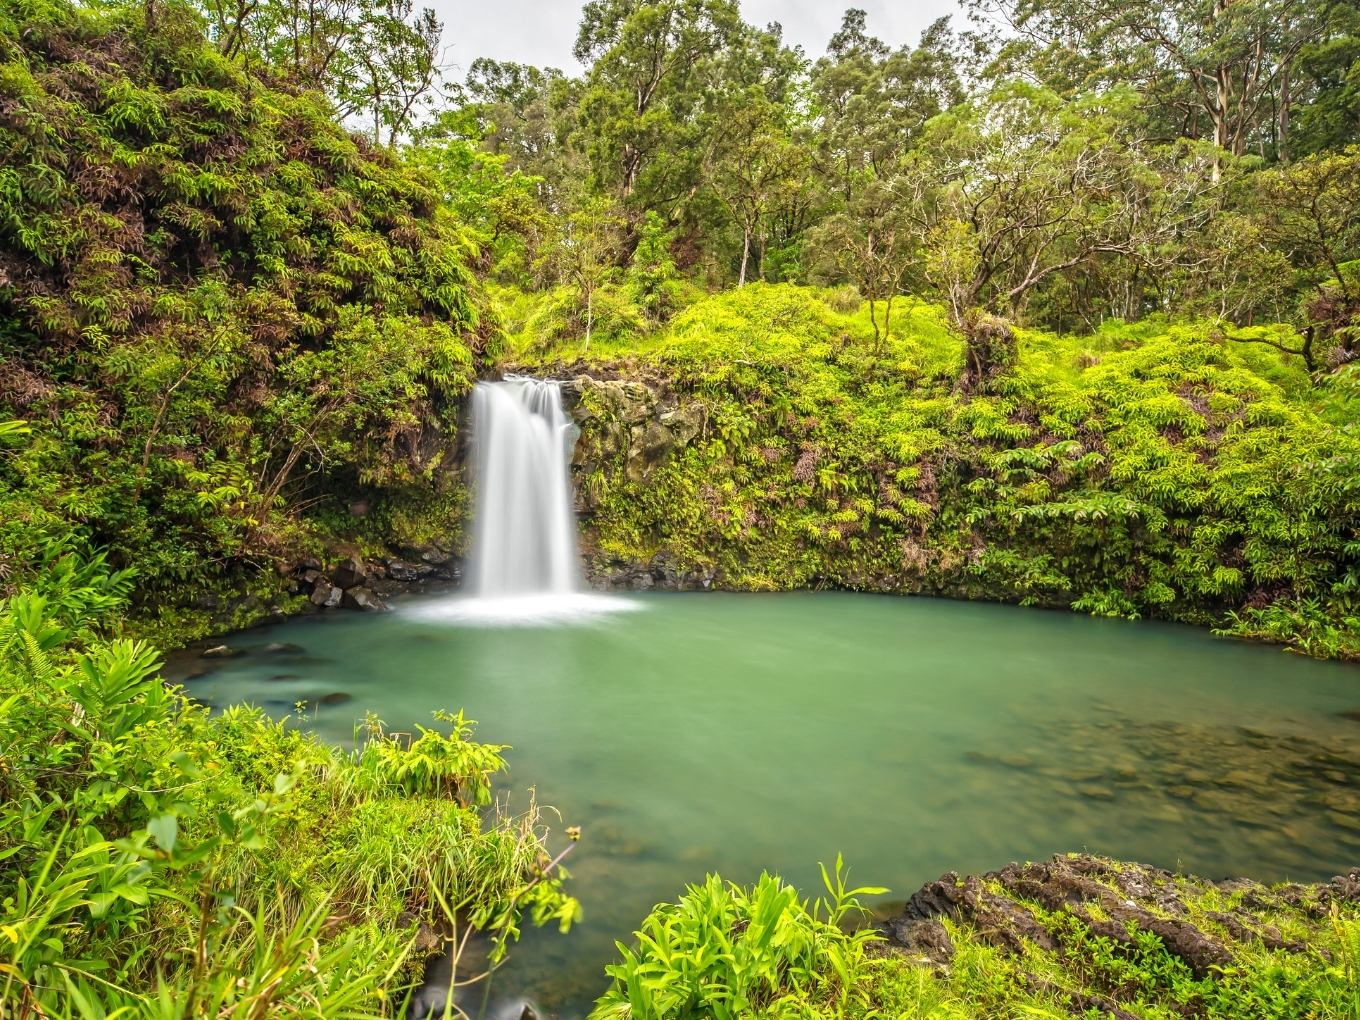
(201, 645, 241, 658)
(265, 642, 303, 653)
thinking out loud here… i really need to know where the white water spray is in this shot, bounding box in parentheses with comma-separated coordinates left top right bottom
(412, 376, 635, 625)
(468, 378, 579, 597)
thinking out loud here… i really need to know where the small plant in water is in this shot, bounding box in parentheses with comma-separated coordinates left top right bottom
(362, 709, 508, 807)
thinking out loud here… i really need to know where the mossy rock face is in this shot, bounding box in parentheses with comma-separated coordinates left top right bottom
(869, 853, 1360, 1020)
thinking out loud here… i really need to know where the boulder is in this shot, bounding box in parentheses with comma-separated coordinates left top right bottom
(343, 586, 389, 612)
(395, 911, 441, 954)
(878, 917, 955, 964)
(385, 558, 429, 582)
(660, 403, 703, 446)
(332, 556, 367, 590)
(403, 544, 450, 566)
(201, 645, 242, 658)
(310, 580, 342, 607)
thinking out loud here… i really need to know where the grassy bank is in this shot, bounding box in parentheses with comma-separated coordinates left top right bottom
(508, 283, 1360, 659)
(0, 551, 578, 1017)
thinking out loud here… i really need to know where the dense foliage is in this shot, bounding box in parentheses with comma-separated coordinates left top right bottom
(0, 551, 577, 1017)
(1, 0, 1359, 653)
(1, 0, 1359, 1012)
(0, 0, 493, 643)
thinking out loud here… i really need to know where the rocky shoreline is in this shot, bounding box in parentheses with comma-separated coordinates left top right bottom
(875, 853, 1360, 1019)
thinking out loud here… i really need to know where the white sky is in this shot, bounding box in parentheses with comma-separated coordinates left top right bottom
(433, 0, 963, 78)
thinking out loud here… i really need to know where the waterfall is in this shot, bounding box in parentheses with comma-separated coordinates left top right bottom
(411, 376, 635, 625)
(468, 378, 579, 597)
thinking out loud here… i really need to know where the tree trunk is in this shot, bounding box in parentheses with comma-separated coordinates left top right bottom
(738, 229, 750, 287)
(1212, 65, 1229, 182)
(1278, 63, 1292, 162)
(585, 286, 593, 352)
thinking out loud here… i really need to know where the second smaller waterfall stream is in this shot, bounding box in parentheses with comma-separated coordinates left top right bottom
(415, 376, 634, 625)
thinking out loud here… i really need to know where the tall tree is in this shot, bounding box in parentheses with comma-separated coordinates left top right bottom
(978, 0, 1351, 167)
(808, 10, 964, 208)
(707, 93, 809, 285)
(573, 0, 740, 204)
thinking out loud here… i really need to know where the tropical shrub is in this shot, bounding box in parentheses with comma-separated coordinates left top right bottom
(0, 550, 578, 1017)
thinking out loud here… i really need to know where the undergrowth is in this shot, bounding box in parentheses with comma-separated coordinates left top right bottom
(0, 548, 578, 1017)
(592, 857, 1360, 1020)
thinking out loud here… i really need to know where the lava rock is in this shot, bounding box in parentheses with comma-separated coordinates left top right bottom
(625, 421, 677, 483)
(659, 402, 703, 446)
(395, 911, 441, 954)
(332, 556, 367, 590)
(201, 645, 242, 658)
(404, 544, 450, 566)
(879, 917, 955, 963)
(385, 558, 429, 582)
(343, 586, 388, 612)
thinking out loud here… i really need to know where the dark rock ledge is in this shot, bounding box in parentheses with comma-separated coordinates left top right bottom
(282, 546, 461, 614)
(874, 853, 1360, 1017)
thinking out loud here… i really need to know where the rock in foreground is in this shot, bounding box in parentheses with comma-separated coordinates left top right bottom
(871, 853, 1359, 1019)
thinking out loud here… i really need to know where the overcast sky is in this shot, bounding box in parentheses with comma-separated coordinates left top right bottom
(433, 0, 963, 79)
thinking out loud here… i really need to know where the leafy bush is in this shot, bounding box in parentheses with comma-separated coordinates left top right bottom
(592, 859, 885, 1020)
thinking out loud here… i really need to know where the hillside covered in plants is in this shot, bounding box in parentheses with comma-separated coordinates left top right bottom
(519, 286, 1360, 658)
(1, 0, 1360, 657)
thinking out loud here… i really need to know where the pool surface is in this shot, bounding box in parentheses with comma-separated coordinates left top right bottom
(183, 591, 1360, 1016)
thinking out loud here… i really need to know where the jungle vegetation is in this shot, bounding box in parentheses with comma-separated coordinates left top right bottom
(2, 0, 1360, 653)
(3, 0, 1360, 1013)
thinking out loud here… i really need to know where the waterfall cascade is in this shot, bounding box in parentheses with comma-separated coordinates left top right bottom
(413, 376, 633, 624)
(468, 378, 579, 597)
